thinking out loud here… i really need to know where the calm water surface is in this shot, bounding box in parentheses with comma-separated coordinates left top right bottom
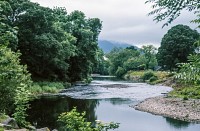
(27, 78, 200, 131)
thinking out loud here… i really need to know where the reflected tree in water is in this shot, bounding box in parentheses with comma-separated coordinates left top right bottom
(27, 96, 99, 130)
(165, 117, 190, 129)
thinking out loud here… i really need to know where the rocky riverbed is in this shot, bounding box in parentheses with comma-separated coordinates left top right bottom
(133, 96, 200, 123)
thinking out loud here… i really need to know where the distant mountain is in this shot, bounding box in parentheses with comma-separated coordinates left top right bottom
(98, 40, 138, 53)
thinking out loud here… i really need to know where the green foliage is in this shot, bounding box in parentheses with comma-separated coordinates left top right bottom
(0, 45, 32, 113)
(124, 70, 172, 84)
(93, 49, 109, 75)
(0, 1, 18, 50)
(58, 108, 93, 131)
(13, 84, 30, 128)
(95, 121, 119, 131)
(141, 45, 157, 70)
(115, 67, 126, 78)
(0, 113, 9, 123)
(157, 24, 199, 71)
(30, 81, 67, 94)
(169, 85, 200, 99)
(0, 127, 3, 131)
(173, 42, 200, 99)
(67, 11, 102, 82)
(58, 107, 119, 131)
(0, 0, 102, 83)
(146, 0, 200, 27)
(83, 77, 93, 84)
(141, 71, 156, 81)
(176, 54, 200, 84)
(107, 47, 140, 77)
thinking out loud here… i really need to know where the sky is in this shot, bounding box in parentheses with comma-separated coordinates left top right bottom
(30, 0, 198, 47)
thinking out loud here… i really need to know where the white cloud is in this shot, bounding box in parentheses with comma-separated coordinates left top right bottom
(31, 0, 198, 47)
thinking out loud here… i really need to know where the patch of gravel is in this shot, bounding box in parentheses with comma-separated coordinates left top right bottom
(100, 84, 130, 88)
(133, 96, 200, 123)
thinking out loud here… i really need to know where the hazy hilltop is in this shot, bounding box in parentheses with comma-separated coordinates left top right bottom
(98, 40, 138, 53)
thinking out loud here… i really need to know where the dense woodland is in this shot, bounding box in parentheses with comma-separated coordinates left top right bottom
(0, 0, 200, 130)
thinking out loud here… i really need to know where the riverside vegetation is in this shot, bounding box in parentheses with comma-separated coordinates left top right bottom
(0, 0, 116, 130)
(1, 0, 200, 130)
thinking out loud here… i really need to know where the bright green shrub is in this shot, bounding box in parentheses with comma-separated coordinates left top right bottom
(58, 107, 119, 131)
(0, 45, 32, 113)
(13, 84, 31, 127)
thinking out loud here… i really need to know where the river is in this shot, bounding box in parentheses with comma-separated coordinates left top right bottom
(27, 77, 200, 131)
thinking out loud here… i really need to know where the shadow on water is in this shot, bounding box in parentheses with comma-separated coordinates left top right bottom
(165, 117, 191, 129)
(92, 76, 123, 81)
(27, 77, 200, 131)
(27, 96, 99, 130)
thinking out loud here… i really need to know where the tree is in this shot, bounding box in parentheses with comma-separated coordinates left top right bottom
(145, 0, 200, 27)
(107, 47, 140, 77)
(67, 11, 102, 82)
(0, 45, 32, 113)
(0, 1, 18, 50)
(157, 24, 199, 70)
(15, 4, 76, 81)
(141, 45, 157, 70)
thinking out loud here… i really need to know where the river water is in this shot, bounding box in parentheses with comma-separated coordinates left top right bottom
(27, 77, 200, 131)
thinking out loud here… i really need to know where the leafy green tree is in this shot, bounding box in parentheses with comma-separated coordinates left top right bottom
(145, 0, 200, 27)
(0, 45, 32, 113)
(67, 11, 102, 82)
(141, 45, 157, 70)
(93, 49, 109, 75)
(107, 47, 140, 76)
(123, 56, 146, 71)
(2, 0, 102, 83)
(0, 1, 18, 50)
(157, 24, 199, 70)
(15, 4, 76, 80)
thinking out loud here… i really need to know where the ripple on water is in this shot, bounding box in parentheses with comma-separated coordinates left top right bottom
(60, 80, 173, 100)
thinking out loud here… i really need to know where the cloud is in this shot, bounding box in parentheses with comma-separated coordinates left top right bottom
(31, 0, 198, 47)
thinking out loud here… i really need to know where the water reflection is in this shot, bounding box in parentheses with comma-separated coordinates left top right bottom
(27, 96, 99, 130)
(27, 77, 200, 131)
(165, 117, 190, 129)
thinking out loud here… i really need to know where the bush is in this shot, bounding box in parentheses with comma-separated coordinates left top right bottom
(149, 76, 158, 82)
(0, 45, 32, 113)
(58, 107, 119, 131)
(141, 71, 156, 81)
(30, 81, 66, 94)
(115, 67, 126, 78)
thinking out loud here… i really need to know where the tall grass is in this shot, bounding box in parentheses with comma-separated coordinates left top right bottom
(30, 82, 70, 94)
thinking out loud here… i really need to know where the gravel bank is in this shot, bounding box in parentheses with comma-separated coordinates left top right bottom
(133, 96, 200, 123)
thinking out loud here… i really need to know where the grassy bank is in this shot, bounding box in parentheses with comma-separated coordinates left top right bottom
(169, 84, 200, 99)
(30, 81, 71, 95)
(124, 70, 174, 85)
(124, 70, 200, 99)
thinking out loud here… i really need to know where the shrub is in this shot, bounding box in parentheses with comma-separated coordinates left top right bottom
(141, 71, 156, 81)
(0, 45, 32, 113)
(115, 67, 126, 78)
(149, 76, 158, 82)
(13, 84, 31, 127)
(30, 81, 66, 94)
(58, 107, 119, 131)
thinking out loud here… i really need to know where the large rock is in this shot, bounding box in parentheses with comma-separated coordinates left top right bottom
(1, 117, 19, 129)
(36, 127, 50, 131)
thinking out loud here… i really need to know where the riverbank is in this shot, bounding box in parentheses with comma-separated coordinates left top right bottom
(133, 96, 200, 123)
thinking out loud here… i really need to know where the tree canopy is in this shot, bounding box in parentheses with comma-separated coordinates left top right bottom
(0, 0, 102, 82)
(157, 24, 199, 70)
(146, 0, 200, 27)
